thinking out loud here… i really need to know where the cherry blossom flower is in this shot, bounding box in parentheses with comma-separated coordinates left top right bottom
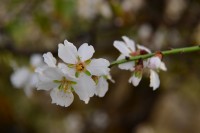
(114, 36, 151, 71)
(36, 52, 97, 106)
(57, 40, 111, 101)
(35, 40, 112, 107)
(147, 55, 167, 90)
(114, 36, 136, 70)
(114, 36, 151, 86)
(92, 74, 114, 97)
(58, 40, 110, 88)
(37, 67, 77, 107)
(11, 54, 44, 97)
(114, 36, 167, 90)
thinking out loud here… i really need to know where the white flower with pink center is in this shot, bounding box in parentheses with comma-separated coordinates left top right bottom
(114, 36, 167, 90)
(147, 55, 167, 90)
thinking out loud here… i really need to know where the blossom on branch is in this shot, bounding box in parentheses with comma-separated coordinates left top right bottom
(114, 36, 167, 90)
(35, 40, 111, 107)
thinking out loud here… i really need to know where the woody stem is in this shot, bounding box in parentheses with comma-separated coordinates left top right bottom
(110, 45, 200, 67)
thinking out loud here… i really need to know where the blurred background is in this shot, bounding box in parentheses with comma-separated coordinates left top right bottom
(0, 0, 200, 133)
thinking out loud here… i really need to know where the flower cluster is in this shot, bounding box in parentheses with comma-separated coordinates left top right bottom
(114, 36, 167, 90)
(36, 40, 111, 107)
(11, 54, 44, 97)
(10, 36, 169, 107)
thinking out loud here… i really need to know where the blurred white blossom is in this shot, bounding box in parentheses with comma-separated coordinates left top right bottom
(165, 0, 186, 22)
(11, 54, 44, 97)
(92, 110, 109, 130)
(64, 113, 84, 133)
(122, 0, 144, 12)
(138, 24, 153, 43)
(77, 0, 112, 19)
(152, 29, 166, 49)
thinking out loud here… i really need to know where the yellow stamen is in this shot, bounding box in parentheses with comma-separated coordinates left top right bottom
(76, 62, 85, 72)
(60, 77, 70, 93)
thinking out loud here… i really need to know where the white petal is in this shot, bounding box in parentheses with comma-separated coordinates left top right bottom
(87, 58, 110, 76)
(113, 41, 131, 56)
(148, 57, 161, 69)
(58, 63, 76, 78)
(129, 74, 142, 87)
(37, 69, 52, 82)
(122, 36, 136, 52)
(23, 74, 38, 97)
(160, 62, 167, 71)
(95, 77, 108, 97)
(137, 44, 151, 53)
(11, 68, 30, 88)
(50, 88, 74, 107)
(28, 73, 39, 87)
(73, 74, 96, 103)
(78, 43, 95, 62)
(150, 70, 160, 90)
(58, 40, 78, 64)
(37, 81, 58, 90)
(143, 60, 149, 68)
(78, 74, 96, 97)
(117, 55, 135, 70)
(42, 67, 63, 81)
(35, 66, 48, 74)
(30, 54, 43, 67)
(43, 52, 56, 67)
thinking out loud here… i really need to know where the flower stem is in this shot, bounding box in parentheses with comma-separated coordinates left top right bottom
(110, 45, 200, 67)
